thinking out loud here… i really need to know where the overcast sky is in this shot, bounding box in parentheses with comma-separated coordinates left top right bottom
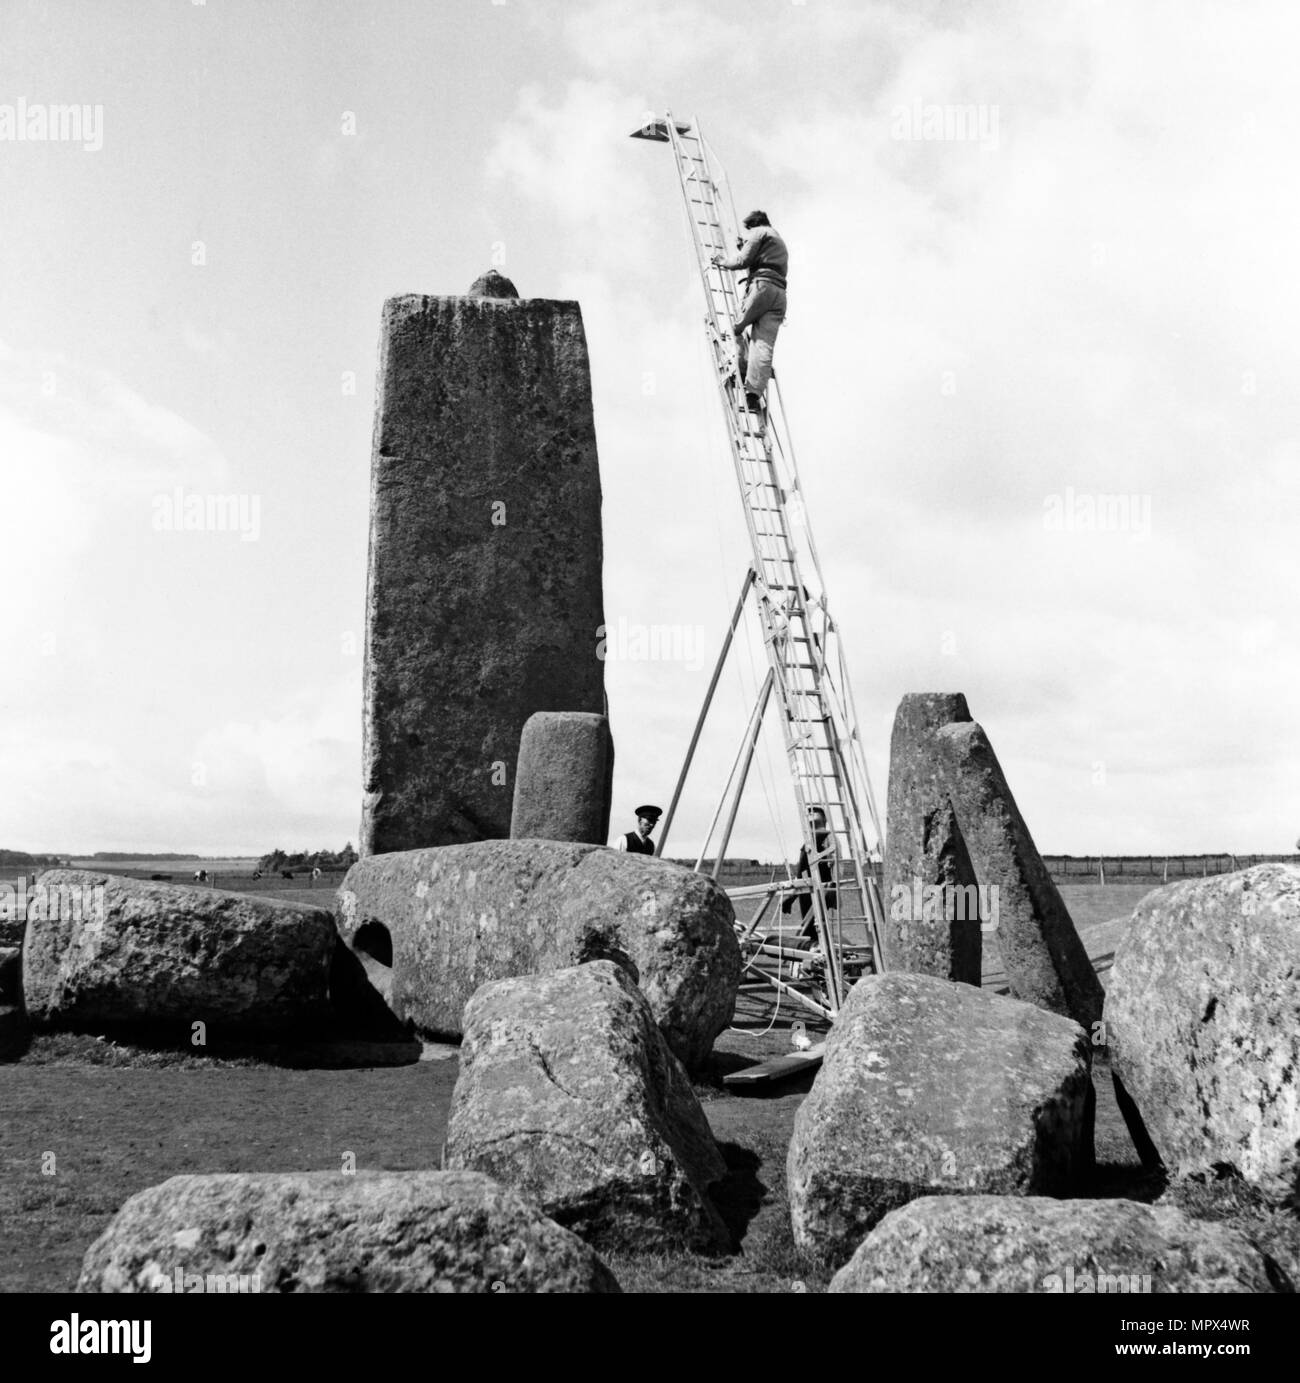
(2, 0, 1297, 858)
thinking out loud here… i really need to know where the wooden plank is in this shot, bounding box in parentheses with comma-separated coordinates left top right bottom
(722, 1042, 826, 1086)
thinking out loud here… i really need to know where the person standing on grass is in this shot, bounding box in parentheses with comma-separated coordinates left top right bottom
(784, 806, 836, 946)
(712, 210, 788, 411)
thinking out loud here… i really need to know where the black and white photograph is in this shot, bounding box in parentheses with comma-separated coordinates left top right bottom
(0, 0, 1296, 1344)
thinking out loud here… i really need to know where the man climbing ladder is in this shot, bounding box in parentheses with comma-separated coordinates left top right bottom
(712, 210, 788, 411)
(631, 111, 888, 1022)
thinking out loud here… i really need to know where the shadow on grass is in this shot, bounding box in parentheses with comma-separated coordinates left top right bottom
(712, 1141, 766, 1249)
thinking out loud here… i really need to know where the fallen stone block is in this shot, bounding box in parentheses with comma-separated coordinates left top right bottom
(884, 692, 1103, 1028)
(829, 1195, 1291, 1293)
(23, 870, 338, 1038)
(360, 284, 606, 856)
(77, 1169, 619, 1293)
(337, 839, 739, 1069)
(788, 971, 1093, 1267)
(510, 711, 614, 845)
(1106, 864, 1300, 1200)
(447, 961, 728, 1253)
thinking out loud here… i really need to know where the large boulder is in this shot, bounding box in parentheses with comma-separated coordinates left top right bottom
(23, 870, 338, 1037)
(884, 693, 1103, 1027)
(829, 1195, 1291, 1293)
(360, 289, 605, 857)
(789, 971, 1093, 1267)
(447, 961, 729, 1253)
(78, 1170, 619, 1293)
(337, 839, 739, 1069)
(1106, 864, 1300, 1200)
(510, 711, 614, 845)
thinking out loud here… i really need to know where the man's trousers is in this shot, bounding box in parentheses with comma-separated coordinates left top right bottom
(735, 280, 787, 398)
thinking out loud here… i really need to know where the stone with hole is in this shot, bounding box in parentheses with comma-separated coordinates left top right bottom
(337, 839, 738, 1070)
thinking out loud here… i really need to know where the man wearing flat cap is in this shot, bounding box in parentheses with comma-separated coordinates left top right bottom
(615, 805, 662, 855)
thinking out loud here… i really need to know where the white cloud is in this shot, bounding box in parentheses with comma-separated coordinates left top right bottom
(486, 4, 1300, 855)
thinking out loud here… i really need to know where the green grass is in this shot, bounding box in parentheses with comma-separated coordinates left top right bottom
(0, 1061, 459, 1292)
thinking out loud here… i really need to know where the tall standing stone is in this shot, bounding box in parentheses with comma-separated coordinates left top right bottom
(510, 711, 614, 844)
(881, 793, 982, 983)
(361, 277, 606, 856)
(884, 693, 1103, 1028)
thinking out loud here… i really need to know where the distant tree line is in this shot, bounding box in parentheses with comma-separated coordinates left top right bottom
(88, 852, 202, 861)
(257, 844, 359, 874)
(0, 849, 69, 867)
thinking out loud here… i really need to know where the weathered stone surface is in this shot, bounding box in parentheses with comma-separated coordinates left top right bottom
(829, 1195, 1290, 1293)
(1106, 865, 1300, 1200)
(884, 693, 1103, 1027)
(467, 269, 520, 298)
(510, 711, 614, 845)
(78, 1170, 619, 1293)
(337, 840, 739, 1070)
(788, 971, 1093, 1267)
(360, 292, 605, 857)
(23, 870, 338, 1037)
(447, 961, 728, 1252)
(881, 792, 981, 982)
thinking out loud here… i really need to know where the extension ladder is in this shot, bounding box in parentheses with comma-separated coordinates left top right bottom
(631, 113, 888, 1018)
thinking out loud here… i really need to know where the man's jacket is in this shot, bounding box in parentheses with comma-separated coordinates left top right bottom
(732, 226, 788, 290)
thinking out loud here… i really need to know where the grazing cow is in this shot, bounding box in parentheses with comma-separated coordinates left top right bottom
(193, 869, 209, 884)
(310, 867, 322, 887)
(281, 870, 294, 881)
(251, 870, 262, 880)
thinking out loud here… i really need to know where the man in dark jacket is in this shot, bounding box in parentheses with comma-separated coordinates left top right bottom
(785, 806, 836, 945)
(713, 210, 788, 410)
(614, 805, 661, 855)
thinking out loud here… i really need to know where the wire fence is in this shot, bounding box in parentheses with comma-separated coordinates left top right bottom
(1041, 854, 1300, 884)
(692, 853, 1300, 890)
